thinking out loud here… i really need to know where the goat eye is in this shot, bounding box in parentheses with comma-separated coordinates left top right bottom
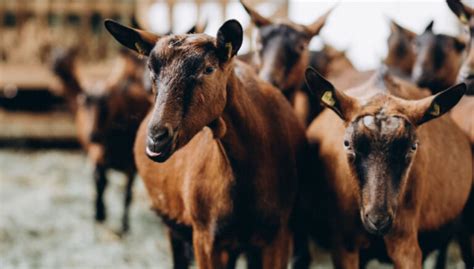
(296, 43, 305, 53)
(343, 140, 350, 148)
(204, 66, 215, 75)
(411, 142, 418, 151)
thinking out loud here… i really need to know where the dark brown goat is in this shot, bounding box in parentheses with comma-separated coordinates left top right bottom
(304, 68, 471, 268)
(51, 49, 151, 234)
(105, 19, 308, 268)
(240, 0, 332, 126)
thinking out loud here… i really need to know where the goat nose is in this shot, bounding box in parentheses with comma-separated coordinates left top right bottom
(149, 125, 173, 146)
(155, 127, 170, 142)
(367, 214, 391, 229)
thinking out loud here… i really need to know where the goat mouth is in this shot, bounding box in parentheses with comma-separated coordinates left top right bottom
(362, 217, 392, 236)
(145, 139, 175, 163)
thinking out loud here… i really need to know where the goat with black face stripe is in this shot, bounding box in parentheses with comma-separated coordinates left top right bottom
(304, 68, 471, 268)
(105, 19, 308, 268)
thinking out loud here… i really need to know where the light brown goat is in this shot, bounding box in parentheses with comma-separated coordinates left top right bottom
(105, 19, 308, 268)
(304, 68, 471, 268)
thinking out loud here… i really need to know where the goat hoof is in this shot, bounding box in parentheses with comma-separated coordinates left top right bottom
(95, 210, 106, 222)
(94, 224, 122, 241)
(121, 224, 130, 235)
(116, 230, 127, 239)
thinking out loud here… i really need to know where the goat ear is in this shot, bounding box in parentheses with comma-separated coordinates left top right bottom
(305, 6, 334, 36)
(447, 0, 474, 24)
(51, 47, 83, 96)
(104, 19, 159, 56)
(240, 0, 272, 27)
(407, 83, 466, 125)
(423, 20, 434, 33)
(216, 20, 243, 62)
(305, 67, 359, 121)
(390, 19, 417, 39)
(187, 19, 208, 34)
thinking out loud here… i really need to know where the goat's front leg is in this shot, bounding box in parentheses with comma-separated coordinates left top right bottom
(384, 230, 422, 269)
(291, 228, 311, 269)
(168, 229, 191, 269)
(261, 226, 292, 269)
(193, 229, 226, 269)
(94, 165, 107, 222)
(246, 247, 262, 269)
(121, 170, 136, 233)
(223, 249, 239, 269)
(330, 233, 360, 269)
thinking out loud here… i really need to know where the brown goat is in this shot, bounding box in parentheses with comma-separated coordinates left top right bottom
(105, 19, 308, 268)
(384, 19, 417, 78)
(304, 68, 471, 268)
(411, 20, 468, 94)
(445, 0, 474, 266)
(395, 2, 474, 265)
(51, 48, 151, 234)
(240, 0, 333, 126)
(442, 0, 474, 163)
(447, 0, 474, 93)
(308, 45, 355, 79)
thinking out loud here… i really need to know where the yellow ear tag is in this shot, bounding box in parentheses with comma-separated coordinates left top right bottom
(135, 42, 146, 55)
(460, 13, 468, 24)
(321, 91, 336, 106)
(430, 102, 441, 116)
(225, 42, 233, 59)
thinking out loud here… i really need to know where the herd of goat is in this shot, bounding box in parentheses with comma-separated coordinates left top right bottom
(47, 0, 474, 268)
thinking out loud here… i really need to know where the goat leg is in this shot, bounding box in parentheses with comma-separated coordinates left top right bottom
(121, 171, 136, 233)
(94, 165, 107, 222)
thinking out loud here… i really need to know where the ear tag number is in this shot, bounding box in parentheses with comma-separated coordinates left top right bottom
(430, 102, 441, 116)
(135, 42, 146, 55)
(321, 91, 336, 106)
(225, 42, 233, 59)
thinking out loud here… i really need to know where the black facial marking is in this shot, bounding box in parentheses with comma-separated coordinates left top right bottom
(347, 114, 415, 190)
(147, 37, 221, 121)
(432, 37, 445, 70)
(149, 55, 162, 74)
(395, 41, 408, 58)
(390, 30, 412, 59)
(180, 55, 203, 115)
(259, 24, 308, 76)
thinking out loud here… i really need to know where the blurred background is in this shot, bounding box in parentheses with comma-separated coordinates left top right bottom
(0, 0, 468, 268)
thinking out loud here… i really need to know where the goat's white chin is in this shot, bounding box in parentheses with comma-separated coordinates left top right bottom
(146, 147, 162, 157)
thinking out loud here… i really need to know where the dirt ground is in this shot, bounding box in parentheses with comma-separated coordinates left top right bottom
(0, 149, 466, 269)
